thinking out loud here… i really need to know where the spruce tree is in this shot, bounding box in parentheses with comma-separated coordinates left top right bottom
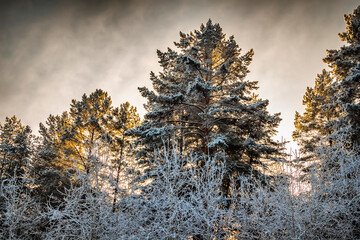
(0, 116, 34, 181)
(0, 116, 37, 236)
(297, 6, 360, 237)
(132, 20, 282, 188)
(323, 5, 360, 150)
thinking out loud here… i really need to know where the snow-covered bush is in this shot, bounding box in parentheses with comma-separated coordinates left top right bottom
(42, 174, 114, 240)
(105, 146, 304, 239)
(1, 142, 359, 239)
(117, 144, 359, 239)
(0, 178, 42, 240)
(299, 143, 360, 239)
(114, 148, 230, 239)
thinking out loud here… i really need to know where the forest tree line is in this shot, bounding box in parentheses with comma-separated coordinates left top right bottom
(1, 5, 360, 240)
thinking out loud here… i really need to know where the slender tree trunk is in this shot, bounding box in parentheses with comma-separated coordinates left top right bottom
(112, 143, 124, 212)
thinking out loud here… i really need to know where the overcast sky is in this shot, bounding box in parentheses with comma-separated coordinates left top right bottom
(1, 0, 359, 150)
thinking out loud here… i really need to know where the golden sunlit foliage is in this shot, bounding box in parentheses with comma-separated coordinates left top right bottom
(39, 89, 140, 174)
(293, 69, 336, 157)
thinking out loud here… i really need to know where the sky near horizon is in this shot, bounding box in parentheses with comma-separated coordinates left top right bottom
(0, 0, 359, 151)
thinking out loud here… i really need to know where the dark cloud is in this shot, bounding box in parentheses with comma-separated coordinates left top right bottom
(0, 0, 359, 148)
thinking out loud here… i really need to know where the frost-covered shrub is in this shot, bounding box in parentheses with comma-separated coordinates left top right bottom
(115, 145, 360, 239)
(0, 178, 41, 240)
(299, 143, 360, 239)
(42, 176, 114, 240)
(113, 148, 230, 239)
(109, 147, 301, 239)
(1, 143, 359, 239)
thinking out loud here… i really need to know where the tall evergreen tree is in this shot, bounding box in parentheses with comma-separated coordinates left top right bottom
(0, 116, 34, 181)
(109, 102, 140, 211)
(39, 89, 113, 174)
(0, 117, 38, 237)
(295, 6, 360, 237)
(132, 20, 282, 188)
(323, 5, 360, 150)
(33, 112, 74, 207)
(35, 89, 140, 206)
(293, 69, 336, 160)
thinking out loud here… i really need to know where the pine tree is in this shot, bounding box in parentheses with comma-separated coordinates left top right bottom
(0, 116, 34, 181)
(0, 117, 38, 238)
(323, 5, 360, 150)
(39, 89, 114, 174)
(109, 102, 140, 211)
(132, 20, 282, 192)
(35, 90, 140, 206)
(307, 6, 360, 237)
(32, 112, 74, 207)
(293, 69, 336, 160)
